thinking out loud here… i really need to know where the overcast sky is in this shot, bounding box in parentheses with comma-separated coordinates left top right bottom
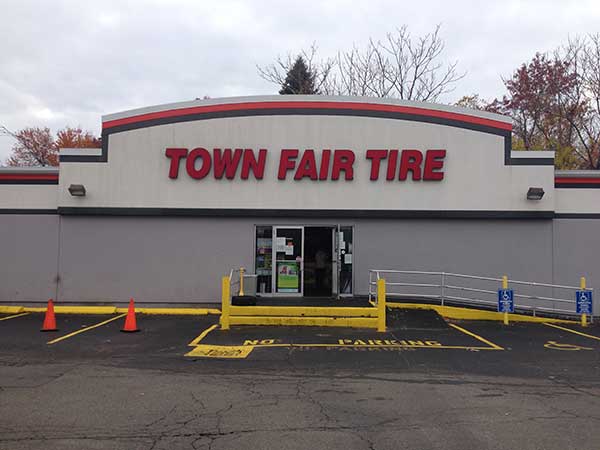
(1, 0, 600, 162)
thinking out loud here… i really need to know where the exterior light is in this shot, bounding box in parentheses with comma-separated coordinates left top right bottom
(526, 187, 544, 200)
(68, 184, 86, 197)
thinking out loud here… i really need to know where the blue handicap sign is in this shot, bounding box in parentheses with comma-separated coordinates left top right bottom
(576, 290, 593, 315)
(498, 289, 514, 313)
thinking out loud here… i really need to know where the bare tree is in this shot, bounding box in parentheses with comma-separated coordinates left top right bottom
(557, 35, 600, 169)
(324, 39, 387, 97)
(258, 25, 465, 102)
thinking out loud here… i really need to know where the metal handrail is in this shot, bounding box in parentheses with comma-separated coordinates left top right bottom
(370, 281, 583, 306)
(371, 269, 584, 290)
(368, 269, 594, 320)
(228, 268, 259, 296)
(386, 282, 441, 288)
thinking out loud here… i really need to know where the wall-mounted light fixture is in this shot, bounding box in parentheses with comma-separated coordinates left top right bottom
(68, 184, 86, 197)
(526, 187, 544, 200)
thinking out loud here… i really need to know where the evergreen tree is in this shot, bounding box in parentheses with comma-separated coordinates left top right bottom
(279, 56, 319, 94)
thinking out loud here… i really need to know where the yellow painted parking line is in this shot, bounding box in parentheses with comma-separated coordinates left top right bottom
(186, 326, 506, 356)
(0, 312, 30, 321)
(184, 342, 499, 358)
(544, 323, 600, 342)
(255, 343, 500, 350)
(47, 314, 126, 345)
(188, 324, 219, 346)
(185, 334, 502, 353)
(201, 341, 501, 350)
(448, 323, 504, 350)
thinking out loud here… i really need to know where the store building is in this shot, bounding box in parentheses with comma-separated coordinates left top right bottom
(1, 96, 599, 307)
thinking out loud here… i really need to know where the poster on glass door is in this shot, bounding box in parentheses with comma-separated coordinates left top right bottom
(277, 262, 299, 293)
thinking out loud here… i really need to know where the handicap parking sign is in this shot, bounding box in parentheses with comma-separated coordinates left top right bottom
(576, 290, 593, 315)
(497, 289, 514, 313)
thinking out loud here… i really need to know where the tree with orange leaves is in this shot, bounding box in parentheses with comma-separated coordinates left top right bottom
(1, 126, 100, 167)
(55, 127, 101, 149)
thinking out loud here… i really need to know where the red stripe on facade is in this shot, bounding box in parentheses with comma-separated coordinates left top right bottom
(102, 101, 513, 132)
(555, 177, 600, 184)
(0, 174, 59, 181)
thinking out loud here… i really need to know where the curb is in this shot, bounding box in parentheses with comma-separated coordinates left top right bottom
(0, 305, 221, 315)
(387, 302, 577, 324)
(114, 307, 221, 315)
(0, 306, 25, 314)
(2, 303, 579, 323)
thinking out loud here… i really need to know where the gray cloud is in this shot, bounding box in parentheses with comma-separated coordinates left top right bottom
(1, 0, 599, 161)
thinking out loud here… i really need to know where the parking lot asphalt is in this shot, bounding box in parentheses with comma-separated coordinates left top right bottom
(1, 308, 600, 449)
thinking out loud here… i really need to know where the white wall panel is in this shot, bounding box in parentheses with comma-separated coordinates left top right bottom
(0, 185, 57, 210)
(58, 115, 554, 212)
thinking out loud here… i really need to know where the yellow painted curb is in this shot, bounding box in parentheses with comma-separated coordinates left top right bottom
(387, 302, 576, 324)
(2, 305, 221, 315)
(0, 306, 25, 314)
(229, 305, 378, 317)
(24, 306, 118, 314)
(115, 307, 221, 315)
(229, 315, 379, 328)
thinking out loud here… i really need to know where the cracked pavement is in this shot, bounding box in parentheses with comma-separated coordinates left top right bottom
(1, 313, 599, 449)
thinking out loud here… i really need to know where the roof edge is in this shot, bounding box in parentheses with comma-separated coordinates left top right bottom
(555, 170, 600, 178)
(102, 95, 512, 126)
(0, 167, 59, 174)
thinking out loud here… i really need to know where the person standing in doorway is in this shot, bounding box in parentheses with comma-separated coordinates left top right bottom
(315, 249, 327, 294)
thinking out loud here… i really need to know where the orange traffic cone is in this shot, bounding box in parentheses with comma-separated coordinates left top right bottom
(41, 299, 58, 332)
(121, 298, 139, 332)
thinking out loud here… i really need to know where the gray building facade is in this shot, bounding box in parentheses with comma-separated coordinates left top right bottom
(1, 96, 599, 311)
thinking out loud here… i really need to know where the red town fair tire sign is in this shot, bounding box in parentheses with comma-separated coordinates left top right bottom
(165, 148, 446, 182)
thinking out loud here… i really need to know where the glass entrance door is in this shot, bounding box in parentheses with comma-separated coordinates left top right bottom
(273, 226, 303, 295)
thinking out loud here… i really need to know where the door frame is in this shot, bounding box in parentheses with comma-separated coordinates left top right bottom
(272, 225, 304, 297)
(336, 225, 355, 298)
(253, 224, 354, 298)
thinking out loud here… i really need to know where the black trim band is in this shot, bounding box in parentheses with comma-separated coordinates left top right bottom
(0, 209, 58, 214)
(510, 158, 555, 166)
(555, 183, 600, 189)
(554, 213, 600, 219)
(0, 179, 58, 185)
(57, 207, 555, 219)
(4, 208, 600, 219)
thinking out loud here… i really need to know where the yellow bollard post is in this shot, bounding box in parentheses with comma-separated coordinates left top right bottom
(377, 278, 386, 332)
(581, 276, 587, 328)
(502, 275, 509, 326)
(220, 276, 231, 331)
(239, 267, 245, 297)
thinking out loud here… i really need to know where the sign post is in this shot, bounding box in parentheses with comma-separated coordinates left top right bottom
(498, 275, 514, 325)
(576, 277, 592, 328)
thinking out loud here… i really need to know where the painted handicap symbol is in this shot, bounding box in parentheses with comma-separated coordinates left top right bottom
(543, 341, 592, 351)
